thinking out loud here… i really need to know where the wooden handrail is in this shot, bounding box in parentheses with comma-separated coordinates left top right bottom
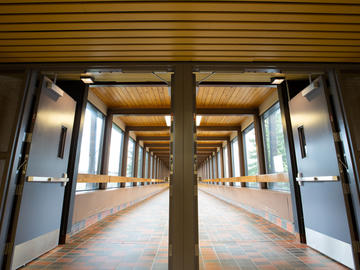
(77, 174, 166, 183)
(201, 173, 288, 183)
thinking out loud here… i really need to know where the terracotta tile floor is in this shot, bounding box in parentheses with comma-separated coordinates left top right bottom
(21, 189, 348, 270)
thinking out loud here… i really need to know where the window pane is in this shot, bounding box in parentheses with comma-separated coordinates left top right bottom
(232, 138, 240, 177)
(126, 138, 135, 177)
(212, 156, 217, 178)
(244, 125, 259, 188)
(217, 151, 222, 177)
(262, 103, 290, 192)
(145, 151, 149, 178)
(223, 146, 229, 178)
(77, 103, 104, 191)
(138, 146, 143, 178)
(150, 155, 153, 178)
(108, 124, 123, 176)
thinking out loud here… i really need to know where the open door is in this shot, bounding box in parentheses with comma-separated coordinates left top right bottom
(10, 77, 76, 269)
(289, 76, 356, 269)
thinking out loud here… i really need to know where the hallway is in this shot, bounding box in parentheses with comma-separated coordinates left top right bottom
(22, 189, 347, 270)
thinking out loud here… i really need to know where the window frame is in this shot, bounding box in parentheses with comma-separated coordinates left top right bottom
(76, 102, 105, 192)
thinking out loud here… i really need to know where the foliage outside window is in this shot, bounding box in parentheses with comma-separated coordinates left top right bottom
(243, 124, 259, 188)
(107, 124, 124, 188)
(77, 103, 104, 191)
(262, 102, 290, 192)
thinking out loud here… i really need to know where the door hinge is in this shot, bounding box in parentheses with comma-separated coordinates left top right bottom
(15, 184, 23, 196)
(4, 242, 13, 255)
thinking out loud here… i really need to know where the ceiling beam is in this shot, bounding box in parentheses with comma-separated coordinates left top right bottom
(109, 108, 171, 116)
(197, 136, 229, 141)
(144, 143, 170, 147)
(197, 126, 240, 131)
(149, 148, 170, 152)
(196, 143, 222, 147)
(138, 136, 170, 141)
(127, 126, 169, 131)
(90, 81, 168, 87)
(199, 82, 274, 88)
(196, 108, 258, 115)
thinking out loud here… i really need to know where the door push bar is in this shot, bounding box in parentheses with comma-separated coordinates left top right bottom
(296, 173, 339, 185)
(27, 173, 69, 186)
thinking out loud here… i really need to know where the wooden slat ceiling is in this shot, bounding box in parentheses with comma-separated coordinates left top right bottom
(0, 1, 360, 63)
(197, 86, 276, 108)
(91, 86, 170, 108)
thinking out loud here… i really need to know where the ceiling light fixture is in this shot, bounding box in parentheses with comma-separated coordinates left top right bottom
(270, 77, 285, 85)
(196, 115, 202, 126)
(80, 76, 94, 84)
(165, 115, 171, 127)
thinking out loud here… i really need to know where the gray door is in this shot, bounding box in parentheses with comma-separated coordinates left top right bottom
(289, 77, 354, 269)
(11, 77, 76, 269)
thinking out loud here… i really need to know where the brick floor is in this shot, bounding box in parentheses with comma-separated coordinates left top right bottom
(20, 189, 348, 269)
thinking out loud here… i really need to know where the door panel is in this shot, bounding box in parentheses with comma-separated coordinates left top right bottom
(289, 77, 354, 269)
(12, 77, 76, 269)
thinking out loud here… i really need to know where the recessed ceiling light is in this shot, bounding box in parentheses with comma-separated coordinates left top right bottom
(271, 77, 285, 85)
(196, 115, 202, 126)
(80, 76, 94, 84)
(165, 115, 171, 127)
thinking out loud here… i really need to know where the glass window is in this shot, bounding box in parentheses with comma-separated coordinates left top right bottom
(150, 155, 153, 178)
(262, 103, 290, 192)
(138, 146, 143, 178)
(243, 124, 259, 188)
(217, 151, 222, 177)
(77, 103, 104, 191)
(231, 138, 240, 177)
(145, 151, 149, 178)
(126, 138, 135, 177)
(212, 156, 217, 178)
(223, 146, 229, 178)
(231, 137, 241, 186)
(107, 124, 124, 188)
(209, 158, 213, 179)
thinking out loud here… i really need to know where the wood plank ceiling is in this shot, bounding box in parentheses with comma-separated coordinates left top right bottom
(0, 0, 360, 62)
(90, 80, 276, 165)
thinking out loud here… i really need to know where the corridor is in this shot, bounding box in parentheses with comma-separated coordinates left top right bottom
(22, 190, 346, 270)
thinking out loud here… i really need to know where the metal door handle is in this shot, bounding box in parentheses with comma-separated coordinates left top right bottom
(296, 173, 339, 185)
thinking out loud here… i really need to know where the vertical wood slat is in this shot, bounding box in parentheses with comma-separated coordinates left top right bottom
(254, 113, 267, 189)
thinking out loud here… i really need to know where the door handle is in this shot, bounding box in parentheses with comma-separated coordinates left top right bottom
(297, 126, 307, 159)
(296, 173, 339, 185)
